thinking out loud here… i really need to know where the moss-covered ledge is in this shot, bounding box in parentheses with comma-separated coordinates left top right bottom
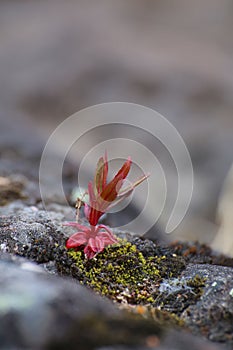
(57, 237, 205, 329)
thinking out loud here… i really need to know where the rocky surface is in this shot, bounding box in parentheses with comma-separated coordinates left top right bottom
(0, 254, 122, 349)
(0, 3, 233, 348)
(0, 254, 224, 350)
(182, 264, 233, 343)
(0, 202, 232, 349)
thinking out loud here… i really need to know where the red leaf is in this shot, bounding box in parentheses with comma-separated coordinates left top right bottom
(66, 232, 87, 248)
(100, 157, 131, 203)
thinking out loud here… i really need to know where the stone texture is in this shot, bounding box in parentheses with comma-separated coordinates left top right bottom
(181, 264, 233, 344)
(0, 254, 120, 349)
(0, 206, 232, 349)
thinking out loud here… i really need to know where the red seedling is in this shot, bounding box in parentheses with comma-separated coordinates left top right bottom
(65, 152, 149, 259)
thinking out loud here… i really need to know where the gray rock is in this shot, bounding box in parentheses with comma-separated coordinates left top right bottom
(0, 254, 120, 349)
(181, 264, 233, 344)
(0, 207, 231, 349)
(0, 254, 225, 350)
(0, 207, 70, 264)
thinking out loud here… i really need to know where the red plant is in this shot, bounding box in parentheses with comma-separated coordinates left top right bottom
(65, 152, 149, 259)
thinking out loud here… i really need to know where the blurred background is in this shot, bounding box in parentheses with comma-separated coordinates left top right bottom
(1, 0, 233, 246)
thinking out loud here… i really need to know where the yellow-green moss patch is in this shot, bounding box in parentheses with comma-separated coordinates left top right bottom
(67, 239, 186, 305)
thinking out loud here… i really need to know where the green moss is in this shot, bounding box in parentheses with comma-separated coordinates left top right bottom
(186, 274, 206, 288)
(64, 239, 207, 330)
(68, 239, 185, 305)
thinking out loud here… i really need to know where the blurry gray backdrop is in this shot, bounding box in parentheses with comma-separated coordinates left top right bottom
(1, 0, 233, 244)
